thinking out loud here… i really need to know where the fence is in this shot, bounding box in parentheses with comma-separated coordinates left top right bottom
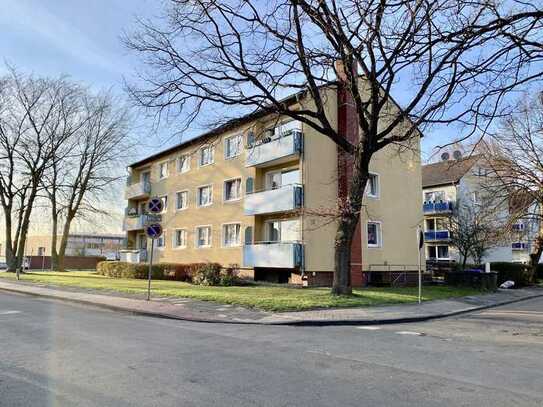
(366, 264, 431, 287)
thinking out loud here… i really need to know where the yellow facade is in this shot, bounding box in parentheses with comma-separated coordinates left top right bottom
(124, 88, 423, 283)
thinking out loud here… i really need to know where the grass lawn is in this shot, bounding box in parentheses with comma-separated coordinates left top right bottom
(0, 271, 483, 312)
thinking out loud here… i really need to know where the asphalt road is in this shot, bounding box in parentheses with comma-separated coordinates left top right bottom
(1, 291, 542, 407)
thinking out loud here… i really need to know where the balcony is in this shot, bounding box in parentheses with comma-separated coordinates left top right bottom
(243, 242, 304, 268)
(512, 242, 527, 250)
(423, 201, 453, 214)
(424, 230, 451, 241)
(123, 215, 146, 231)
(119, 249, 147, 263)
(246, 131, 303, 167)
(125, 180, 151, 200)
(244, 184, 303, 216)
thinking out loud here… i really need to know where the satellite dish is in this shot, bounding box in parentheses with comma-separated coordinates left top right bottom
(440, 152, 450, 161)
(453, 150, 463, 160)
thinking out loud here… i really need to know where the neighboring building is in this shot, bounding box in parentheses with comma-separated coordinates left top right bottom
(19, 233, 125, 261)
(122, 83, 423, 286)
(422, 154, 540, 264)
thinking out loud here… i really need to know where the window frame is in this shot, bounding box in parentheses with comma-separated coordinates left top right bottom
(366, 172, 380, 199)
(172, 228, 188, 249)
(175, 190, 189, 211)
(223, 177, 243, 202)
(159, 195, 168, 214)
(156, 229, 167, 249)
(177, 154, 191, 174)
(197, 184, 213, 207)
(367, 221, 382, 248)
(198, 145, 214, 167)
(195, 225, 212, 248)
(222, 222, 242, 247)
(224, 134, 242, 160)
(158, 161, 169, 180)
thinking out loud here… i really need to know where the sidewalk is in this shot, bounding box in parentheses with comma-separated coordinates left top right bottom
(0, 279, 541, 326)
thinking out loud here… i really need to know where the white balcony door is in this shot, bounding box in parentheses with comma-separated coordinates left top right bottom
(265, 168, 300, 190)
(266, 219, 300, 242)
(141, 171, 150, 184)
(138, 234, 147, 249)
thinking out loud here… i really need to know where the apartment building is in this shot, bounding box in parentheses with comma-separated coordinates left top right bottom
(422, 154, 540, 264)
(2, 233, 125, 260)
(123, 84, 423, 286)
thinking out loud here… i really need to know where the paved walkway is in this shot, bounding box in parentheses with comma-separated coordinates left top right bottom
(0, 279, 541, 325)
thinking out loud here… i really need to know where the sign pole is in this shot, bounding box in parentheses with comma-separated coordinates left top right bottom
(417, 225, 423, 304)
(147, 238, 154, 301)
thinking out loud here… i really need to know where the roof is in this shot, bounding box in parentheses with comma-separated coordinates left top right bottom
(128, 77, 424, 169)
(422, 156, 480, 188)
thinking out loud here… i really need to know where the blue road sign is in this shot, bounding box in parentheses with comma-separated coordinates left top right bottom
(147, 197, 164, 214)
(146, 223, 163, 239)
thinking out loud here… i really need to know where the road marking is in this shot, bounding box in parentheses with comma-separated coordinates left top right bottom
(0, 310, 21, 315)
(356, 326, 381, 330)
(396, 331, 425, 336)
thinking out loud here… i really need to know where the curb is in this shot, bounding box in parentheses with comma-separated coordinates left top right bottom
(1, 284, 542, 326)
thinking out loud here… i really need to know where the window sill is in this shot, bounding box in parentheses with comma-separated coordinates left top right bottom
(367, 244, 382, 248)
(224, 198, 242, 204)
(197, 203, 213, 208)
(196, 245, 212, 249)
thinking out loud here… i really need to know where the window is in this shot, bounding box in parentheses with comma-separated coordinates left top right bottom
(177, 155, 190, 173)
(367, 173, 380, 198)
(427, 245, 449, 260)
(437, 245, 449, 259)
(158, 162, 168, 179)
(157, 231, 166, 248)
(223, 223, 241, 247)
(173, 229, 187, 248)
(199, 146, 214, 166)
(224, 178, 242, 201)
(160, 195, 168, 213)
(424, 191, 445, 202)
(196, 226, 212, 248)
(224, 135, 242, 159)
(197, 185, 213, 207)
(176, 191, 188, 210)
(367, 222, 382, 247)
(472, 191, 480, 204)
(265, 168, 300, 190)
(266, 219, 301, 242)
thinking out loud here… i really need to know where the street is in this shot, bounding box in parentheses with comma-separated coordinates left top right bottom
(1, 291, 542, 407)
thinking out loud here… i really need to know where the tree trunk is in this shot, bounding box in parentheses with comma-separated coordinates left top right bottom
(529, 235, 543, 283)
(50, 200, 59, 271)
(4, 215, 17, 272)
(331, 151, 369, 295)
(56, 212, 75, 272)
(332, 214, 359, 295)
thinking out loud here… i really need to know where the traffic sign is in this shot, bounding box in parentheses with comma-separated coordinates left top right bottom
(147, 197, 164, 214)
(145, 214, 162, 223)
(146, 223, 163, 239)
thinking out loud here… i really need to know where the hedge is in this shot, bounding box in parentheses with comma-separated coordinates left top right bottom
(451, 262, 535, 287)
(96, 261, 238, 286)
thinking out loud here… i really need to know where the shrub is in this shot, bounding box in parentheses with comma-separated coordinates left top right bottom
(220, 264, 240, 286)
(96, 261, 229, 285)
(191, 263, 222, 286)
(490, 262, 533, 287)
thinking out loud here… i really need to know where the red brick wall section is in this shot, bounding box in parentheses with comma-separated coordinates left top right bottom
(336, 62, 363, 287)
(26, 256, 106, 270)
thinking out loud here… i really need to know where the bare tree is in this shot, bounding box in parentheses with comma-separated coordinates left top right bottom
(447, 199, 502, 270)
(125, 0, 543, 294)
(479, 95, 543, 281)
(43, 92, 132, 271)
(0, 69, 77, 272)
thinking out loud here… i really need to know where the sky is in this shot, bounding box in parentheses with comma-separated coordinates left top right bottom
(0, 0, 456, 162)
(0, 0, 464, 236)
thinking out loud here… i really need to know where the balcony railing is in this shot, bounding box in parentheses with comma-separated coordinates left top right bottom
(243, 242, 304, 268)
(423, 201, 453, 214)
(512, 242, 527, 250)
(246, 131, 303, 167)
(244, 184, 303, 216)
(119, 249, 147, 263)
(123, 215, 146, 232)
(424, 230, 451, 241)
(125, 180, 151, 200)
